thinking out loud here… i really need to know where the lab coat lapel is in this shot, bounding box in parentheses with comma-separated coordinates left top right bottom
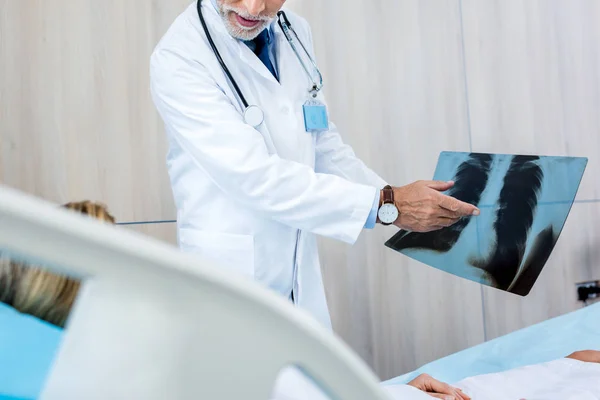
(273, 26, 310, 101)
(200, 5, 279, 152)
(202, 5, 311, 161)
(202, 1, 277, 83)
(238, 41, 280, 85)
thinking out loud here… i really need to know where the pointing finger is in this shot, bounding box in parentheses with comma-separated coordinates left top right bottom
(435, 217, 461, 227)
(438, 195, 479, 216)
(426, 180, 455, 191)
(435, 206, 465, 220)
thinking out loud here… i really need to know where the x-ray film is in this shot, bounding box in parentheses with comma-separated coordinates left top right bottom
(385, 151, 588, 296)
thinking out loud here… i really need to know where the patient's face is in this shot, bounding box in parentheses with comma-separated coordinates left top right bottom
(216, 0, 286, 40)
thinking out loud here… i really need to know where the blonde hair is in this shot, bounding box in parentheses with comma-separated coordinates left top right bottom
(0, 201, 115, 327)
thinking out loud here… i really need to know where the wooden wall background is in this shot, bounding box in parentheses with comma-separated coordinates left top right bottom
(1, 0, 599, 380)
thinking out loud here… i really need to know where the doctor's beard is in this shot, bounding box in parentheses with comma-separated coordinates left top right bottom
(217, 1, 274, 41)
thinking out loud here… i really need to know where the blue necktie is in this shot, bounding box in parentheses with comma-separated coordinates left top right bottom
(252, 29, 278, 80)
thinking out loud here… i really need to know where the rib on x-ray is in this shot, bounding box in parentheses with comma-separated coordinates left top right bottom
(385, 151, 587, 296)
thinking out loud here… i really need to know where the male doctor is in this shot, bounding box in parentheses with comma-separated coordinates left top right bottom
(150, 0, 476, 398)
(150, 0, 477, 341)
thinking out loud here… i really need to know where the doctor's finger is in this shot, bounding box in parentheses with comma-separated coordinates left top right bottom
(438, 195, 479, 217)
(434, 206, 467, 220)
(435, 216, 461, 227)
(425, 180, 455, 191)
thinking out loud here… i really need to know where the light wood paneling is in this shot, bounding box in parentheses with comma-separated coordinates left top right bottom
(123, 222, 177, 246)
(288, 0, 486, 379)
(0, 0, 191, 222)
(461, 0, 600, 339)
(461, 0, 600, 200)
(4, 0, 599, 383)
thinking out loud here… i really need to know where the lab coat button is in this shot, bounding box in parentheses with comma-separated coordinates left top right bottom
(281, 106, 290, 114)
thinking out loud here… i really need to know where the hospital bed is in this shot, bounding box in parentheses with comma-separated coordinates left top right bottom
(383, 300, 600, 387)
(0, 185, 599, 400)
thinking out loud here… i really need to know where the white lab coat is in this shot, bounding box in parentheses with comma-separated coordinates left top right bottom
(150, 1, 387, 329)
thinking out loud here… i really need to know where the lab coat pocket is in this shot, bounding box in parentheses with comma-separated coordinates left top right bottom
(178, 228, 255, 279)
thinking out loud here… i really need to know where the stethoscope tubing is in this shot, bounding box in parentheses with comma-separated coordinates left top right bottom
(196, 0, 323, 127)
(197, 0, 250, 108)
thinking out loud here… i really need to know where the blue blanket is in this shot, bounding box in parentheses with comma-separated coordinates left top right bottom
(0, 304, 62, 400)
(384, 302, 600, 386)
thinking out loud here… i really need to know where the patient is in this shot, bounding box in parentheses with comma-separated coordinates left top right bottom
(0, 200, 115, 328)
(383, 350, 600, 399)
(272, 351, 600, 399)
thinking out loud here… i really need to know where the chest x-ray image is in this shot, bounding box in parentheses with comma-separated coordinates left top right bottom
(385, 151, 587, 296)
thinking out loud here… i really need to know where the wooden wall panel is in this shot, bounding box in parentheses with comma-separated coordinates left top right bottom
(0, 0, 190, 223)
(461, 0, 600, 339)
(287, 0, 486, 379)
(124, 222, 177, 246)
(3, 0, 599, 383)
(461, 0, 600, 200)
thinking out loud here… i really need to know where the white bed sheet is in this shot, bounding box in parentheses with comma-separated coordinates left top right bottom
(274, 357, 600, 399)
(384, 358, 600, 399)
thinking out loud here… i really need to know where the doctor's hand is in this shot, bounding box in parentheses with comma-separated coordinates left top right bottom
(407, 374, 471, 400)
(388, 180, 479, 232)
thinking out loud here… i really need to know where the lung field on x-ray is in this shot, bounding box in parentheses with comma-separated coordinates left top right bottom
(387, 153, 492, 252)
(385, 152, 586, 296)
(470, 156, 551, 291)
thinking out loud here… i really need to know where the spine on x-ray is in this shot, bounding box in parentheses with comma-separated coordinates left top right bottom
(480, 155, 544, 290)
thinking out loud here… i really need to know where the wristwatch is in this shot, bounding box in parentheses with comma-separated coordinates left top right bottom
(377, 185, 399, 225)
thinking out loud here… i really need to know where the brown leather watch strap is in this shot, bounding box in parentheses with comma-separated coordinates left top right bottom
(382, 185, 394, 204)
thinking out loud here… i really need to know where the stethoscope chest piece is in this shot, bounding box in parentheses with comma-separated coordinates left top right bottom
(244, 105, 265, 128)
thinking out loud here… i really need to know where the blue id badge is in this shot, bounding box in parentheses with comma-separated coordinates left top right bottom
(303, 98, 329, 132)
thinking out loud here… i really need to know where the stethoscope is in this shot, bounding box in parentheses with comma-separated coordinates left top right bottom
(197, 0, 323, 128)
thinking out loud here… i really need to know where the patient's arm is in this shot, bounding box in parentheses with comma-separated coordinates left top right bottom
(272, 352, 600, 400)
(384, 351, 600, 400)
(407, 374, 470, 400)
(449, 351, 600, 400)
(567, 350, 600, 363)
(272, 367, 469, 400)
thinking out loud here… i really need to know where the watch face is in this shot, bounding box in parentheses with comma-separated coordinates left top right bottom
(378, 203, 398, 224)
